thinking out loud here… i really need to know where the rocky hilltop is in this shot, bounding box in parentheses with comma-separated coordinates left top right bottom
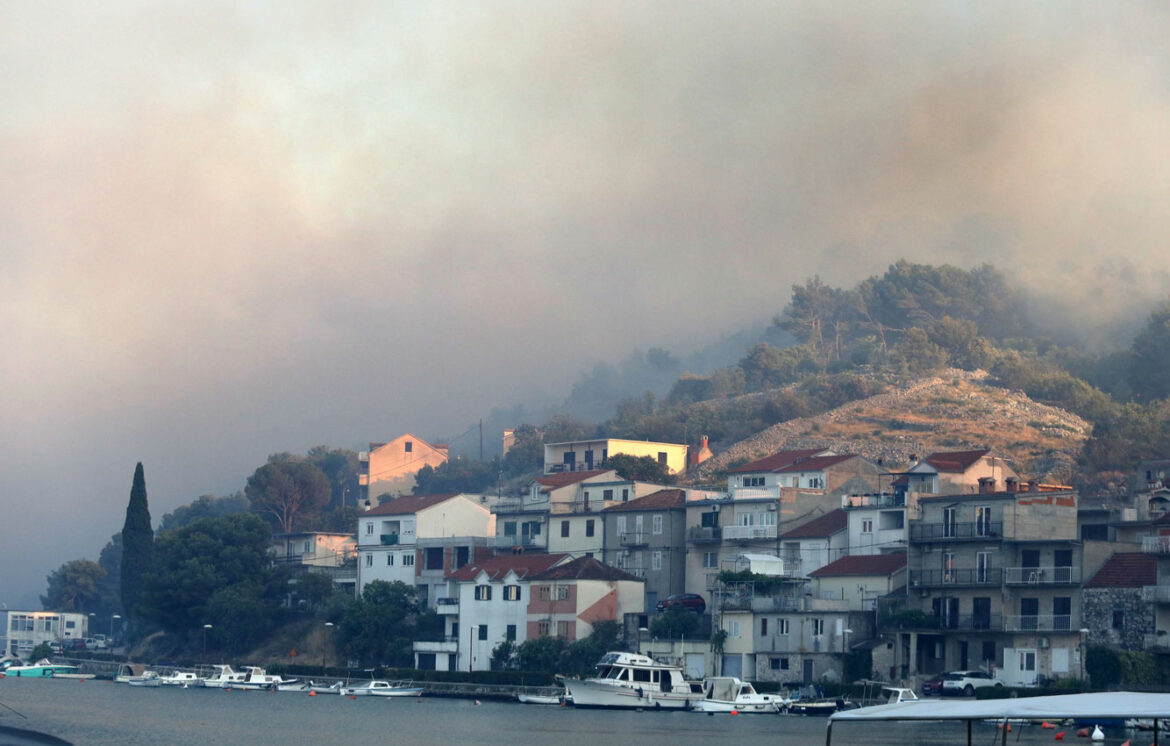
(694, 369, 1090, 484)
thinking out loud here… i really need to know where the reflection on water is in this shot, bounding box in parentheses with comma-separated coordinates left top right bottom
(0, 680, 1138, 746)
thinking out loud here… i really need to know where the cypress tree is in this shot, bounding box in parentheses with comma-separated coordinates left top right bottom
(120, 462, 153, 623)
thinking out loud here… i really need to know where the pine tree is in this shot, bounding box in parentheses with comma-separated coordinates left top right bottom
(120, 462, 153, 623)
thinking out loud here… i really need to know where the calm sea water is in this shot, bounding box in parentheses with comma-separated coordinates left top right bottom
(0, 679, 1138, 746)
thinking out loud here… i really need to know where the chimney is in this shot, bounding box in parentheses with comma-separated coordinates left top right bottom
(1004, 477, 1019, 493)
(978, 477, 995, 494)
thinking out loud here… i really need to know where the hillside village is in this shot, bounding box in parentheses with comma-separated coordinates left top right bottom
(242, 426, 1170, 689)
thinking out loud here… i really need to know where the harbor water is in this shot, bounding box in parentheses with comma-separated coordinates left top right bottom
(0, 678, 1139, 745)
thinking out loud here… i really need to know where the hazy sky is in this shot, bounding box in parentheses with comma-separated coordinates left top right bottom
(3, 1, 1169, 608)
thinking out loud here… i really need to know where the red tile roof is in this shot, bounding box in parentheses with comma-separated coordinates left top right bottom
(448, 553, 568, 582)
(364, 493, 462, 516)
(780, 508, 848, 539)
(603, 489, 685, 512)
(1084, 552, 1157, 588)
(529, 555, 642, 582)
(924, 449, 990, 473)
(774, 454, 857, 473)
(728, 449, 828, 474)
(534, 470, 612, 490)
(810, 553, 907, 577)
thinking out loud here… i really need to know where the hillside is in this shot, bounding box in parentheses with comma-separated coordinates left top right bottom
(693, 369, 1090, 484)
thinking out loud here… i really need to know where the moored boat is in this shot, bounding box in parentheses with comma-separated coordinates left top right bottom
(559, 652, 703, 710)
(232, 666, 299, 690)
(340, 680, 424, 697)
(517, 693, 563, 705)
(159, 671, 202, 687)
(3, 659, 79, 678)
(788, 697, 854, 716)
(201, 664, 247, 688)
(692, 677, 784, 713)
(126, 670, 162, 687)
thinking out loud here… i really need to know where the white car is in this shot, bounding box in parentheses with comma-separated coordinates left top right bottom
(940, 670, 1004, 697)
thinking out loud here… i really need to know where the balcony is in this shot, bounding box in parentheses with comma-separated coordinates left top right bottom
(909, 568, 1002, 588)
(1002, 615, 1074, 632)
(1142, 536, 1170, 554)
(436, 597, 459, 613)
(910, 521, 1003, 542)
(620, 532, 648, 547)
(723, 525, 778, 542)
(380, 534, 399, 546)
(1003, 567, 1080, 586)
(413, 638, 459, 654)
(1141, 585, 1170, 604)
(881, 612, 1004, 631)
(495, 534, 546, 550)
(687, 526, 722, 543)
(842, 494, 905, 510)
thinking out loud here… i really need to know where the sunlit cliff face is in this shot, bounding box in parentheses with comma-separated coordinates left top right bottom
(1, 1, 1168, 606)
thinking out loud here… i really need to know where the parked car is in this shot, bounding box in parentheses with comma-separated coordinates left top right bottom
(655, 593, 707, 614)
(66, 639, 87, 651)
(920, 674, 945, 696)
(940, 670, 1004, 697)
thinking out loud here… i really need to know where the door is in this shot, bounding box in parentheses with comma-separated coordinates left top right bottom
(959, 640, 969, 670)
(973, 597, 992, 630)
(803, 659, 814, 685)
(1054, 549, 1073, 582)
(1053, 597, 1071, 630)
(1020, 598, 1039, 631)
(722, 655, 742, 678)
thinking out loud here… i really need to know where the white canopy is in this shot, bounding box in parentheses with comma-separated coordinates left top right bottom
(830, 691, 1170, 722)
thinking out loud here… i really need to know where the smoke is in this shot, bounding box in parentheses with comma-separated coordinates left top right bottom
(1, 1, 1168, 605)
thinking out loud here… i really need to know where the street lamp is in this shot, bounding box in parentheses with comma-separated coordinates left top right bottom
(88, 613, 95, 639)
(638, 626, 649, 656)
(202, 624, 212, 663)
(322, 622, 334, 675)
(111, 614, 121, 641)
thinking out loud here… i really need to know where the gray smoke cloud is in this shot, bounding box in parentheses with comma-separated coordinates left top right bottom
(2, 1, 1168, 606)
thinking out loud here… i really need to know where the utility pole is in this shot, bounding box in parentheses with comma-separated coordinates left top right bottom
(479, 419, 483, 461)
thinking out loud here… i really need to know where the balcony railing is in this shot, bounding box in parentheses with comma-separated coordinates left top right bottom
(842, 494, 906, 510)
(1142, 585, 1170, 604)
(1142, 536, 1170, 554)
(909, 568, 1002, 587)
(910, 521, 1003, 542)
(882, 613, 1004, 631)
(687, 526, 722, 543)
(1003, 614, 1073, 632)
(436, 597, 459, 607)
(1003, 567, 1080, 585)
(620, 532, 648, 547)
(723, 525, 778, 541)
(495, 534, 546, 550)
(380, 534, 399, 546)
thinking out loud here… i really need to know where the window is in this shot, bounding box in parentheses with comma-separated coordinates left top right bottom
(652, 515, 663, 535)
(616, 516, 626, 536)
(603, 489, 614, 500)
(1113, 609, 1125, 630)
(425, 547, 444, 570)
(456, 546, 470, 568)
(743, 476, 765, 487)
(365, 554, 372, 567)
(404, 441, 412, 452)
(975, 506, 992, 536)
(583, 492, 590, 511)
(622, 488, 629, 501)
(402, 553, 414, 567)
(982, 641, 996, 663)
(557, 585, 569, 600)
(703, 552, 717, 568)
(503, 521, 517, 537)
(976, 551, 991, 583)
(586, 519, 595, 537)
(537, 621, 550, 637)
(740, 513, 754, 526)
(943, 507, 957, 538)
(760, 618, 768, 636)
(474, 585, 492, 601)
(771, 657, 789, 671)
(651, 551, 662, 571)
(701, 511, 718, 528)
(538, 586, 551, 601)
(478, 624, 488, 641)
(366, 522, 373, 535)
(943, 552, 955, 583)
(65, 620, 75, 629)
(304, 540, 312, 553)
(657, 452, 668, 466)
(812, 619, 824, 636)
(557, 620, 572, 637)
(506, 624, 516, 642)
(776, 618, 789, 635)
(504, 585, 521, 601)
(861, 519, 873, 534)
(727, 620, 740, 638)
(386, 554, 394, 566)
(760, 511, 776, 527)
(560, 520, 570, 538)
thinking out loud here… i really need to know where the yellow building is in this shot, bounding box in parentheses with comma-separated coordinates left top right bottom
(360, 434, 449, 502)
(543, 438, 689, 476)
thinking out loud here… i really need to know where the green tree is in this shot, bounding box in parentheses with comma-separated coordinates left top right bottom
(889, 327, 948, 376)
(245, 457, 332, 533)
(203, 582, 280, 654)
(1129, 303, 1170, 401)
(491, 640, 518, 671)
(649, 605, 700, 640)
(158, 493, 249, 532)
(502, 424, 544, 478)
(139, 514, 282, 635)
(605, 453, 674, 484)
(338, 580, 420, 667)
(120, 462, 153, 623)
(41, 559, 107, 612)
(413, 458, 498, 494)
(515, 635, 567, 674)
(559, 621, 621, 677)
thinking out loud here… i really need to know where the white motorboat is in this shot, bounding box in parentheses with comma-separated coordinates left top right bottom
(692, 677, 785, 713)
(233, 666, 299, 690)
(517, 693, 563, 705)
(308, 680, 345, 694)
(201, 664, 247, 688)
(559, 652, 703, 710)
(340, 680, 424, 697)
(159, 671, 202, 687)
(3, 659, 80, 678)
(126, 670, 162, 687)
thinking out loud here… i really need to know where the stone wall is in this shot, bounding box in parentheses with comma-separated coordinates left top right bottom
(1082, 588, 1153, 649)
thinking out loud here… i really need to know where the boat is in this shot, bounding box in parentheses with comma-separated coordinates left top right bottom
(200, 664, 247, 688)
(126, 670, 162, 687)
(271, 681, 310, 692)
(787, 697, 854, 716)
(340, 680, 424, 697)
(878, 686, 919, 705)
(558, 652, 703, 710)
(2, 659, 79, 678)
(159, 671, 202, 687)
(231, 666, 299, 690)
(517, 693, 564, 705)
(307, 680, 345, 694)
(691, 677, 785, 713)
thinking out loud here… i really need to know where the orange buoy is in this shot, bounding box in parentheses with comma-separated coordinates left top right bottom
(309, 691, 317, 697)
(1042, 722, 1056, 729)
(1055, 731, 1066, 740)
(1120, 740, 1130, 746)
(349, 694, 356, 700)
(731, 710, 739, 716)
(1076, 728, 1089, 738)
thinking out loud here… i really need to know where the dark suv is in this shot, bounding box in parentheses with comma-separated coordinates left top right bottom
(655, 593, 706, 614)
